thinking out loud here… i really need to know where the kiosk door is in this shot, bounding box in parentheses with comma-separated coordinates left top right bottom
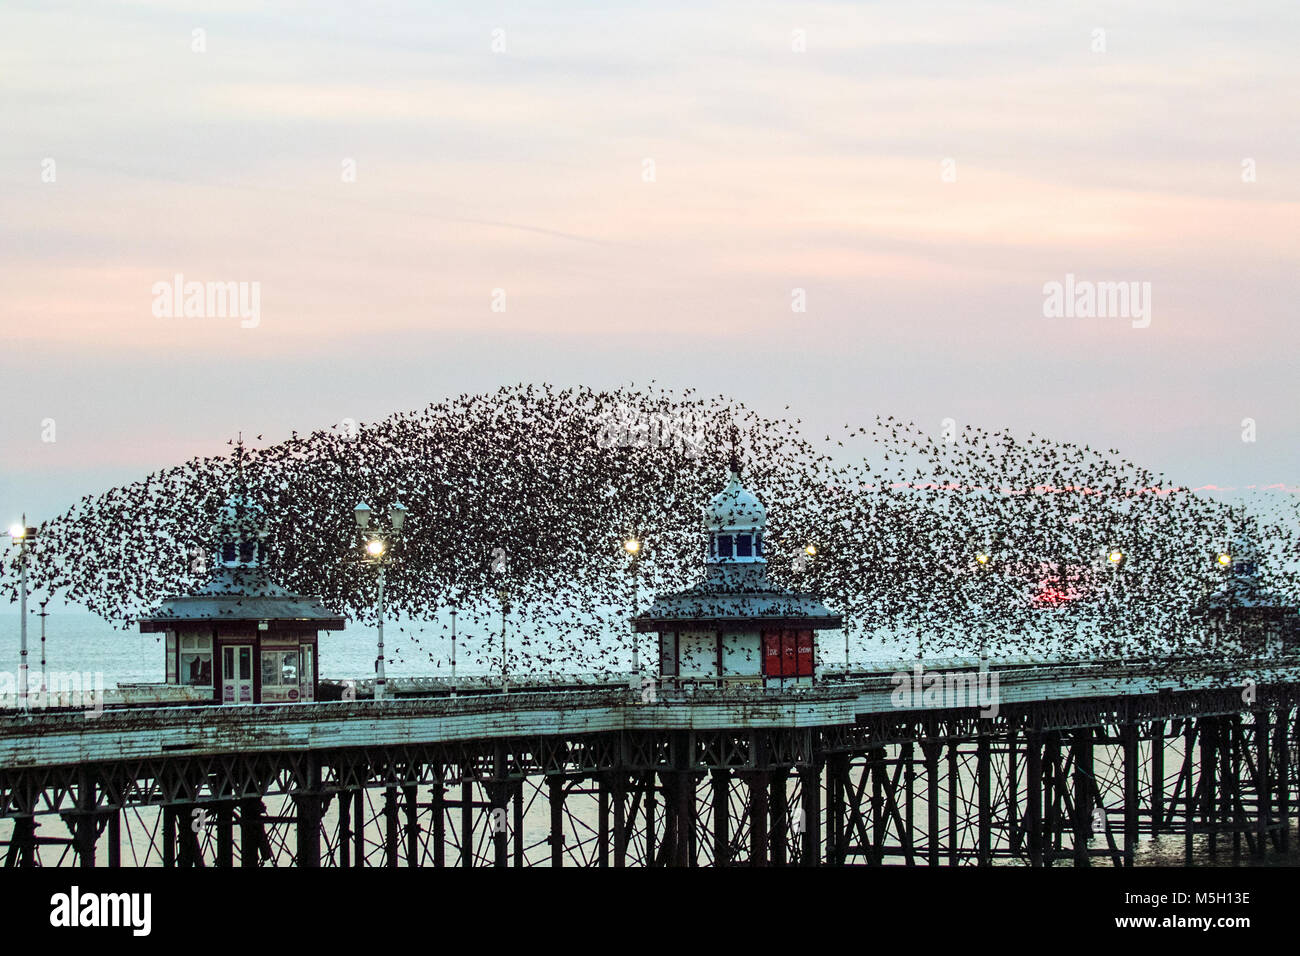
(298, 645, 315, 702)
(222, 645, 254, 704)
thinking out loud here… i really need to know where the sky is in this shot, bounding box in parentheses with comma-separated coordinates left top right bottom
(2, 0, 1297, 525)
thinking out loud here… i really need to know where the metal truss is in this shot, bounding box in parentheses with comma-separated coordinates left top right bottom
(1, 689, 1296, 867)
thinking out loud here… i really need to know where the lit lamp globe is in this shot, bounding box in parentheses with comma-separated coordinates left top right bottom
(388, 502, 407, 531)
(354, 501, 372, 530)
(624, 538, 640, 555)
(1216, 552, 1232, 568)
(365, 539, 386, 558)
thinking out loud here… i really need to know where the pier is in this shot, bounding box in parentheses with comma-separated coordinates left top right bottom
(2, 654, 1296, 867)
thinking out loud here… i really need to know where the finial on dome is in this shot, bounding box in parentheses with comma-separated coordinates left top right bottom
(728, 424, 740, 476)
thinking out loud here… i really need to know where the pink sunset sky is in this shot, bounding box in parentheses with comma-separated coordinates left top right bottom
(2, 0, 1297, 520)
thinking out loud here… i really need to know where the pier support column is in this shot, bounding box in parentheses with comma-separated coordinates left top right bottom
(1225, 715, 1240, 858)
(216, 802, 234, 868)
(1123, 721, 1139, 867)
(74, 766, 97, 868)
(549, 776, 565, 868)
(770, 768, 787, 866)
(338, 788, 352, 868)
(239, 798, 262, 867)
(353, 788, 365, 867)
(1045, 731, 1063, 865)
(656, 774, 675, 867)
(460, 779, 473, 868)
(405, 783, 420, 867)
(922, 741, 939, 867)
(295, 754, 322, 868)
(513, 780, 524, 868)
(597, 773, 609, 867)
(1276, 710, 1290, 853)
(7, 816, 37, 868)
(1151, 720, 1165, 835)
(828, 753, 847, 865)
(977, 730, 991, 867)
(492, 743, 509, 868)
(1026, 730, 1043, 867)
(946, 739, 958, 866)
(108, 808, 121, 869)
(1202, 716, 1218, 858)
(384, 785, 400, 868)
(163, 805, 176, 868)
(1255, 710, 1270, 860)
(644, 772, 657, 868)
(613, 772, 627, 868)
(800, 764, 821, 867)
(178, 805, 202, 867)
(1071, 727, 1093, 867)
(749, 770, 769, 867)
(1184, 720, 1197, 865)
(1005, 732, 1017, 861)
(871, 748, 888, 866)
(711, 770, 729, 867)
(675, 771, 694, 867)
(432, 772, 446, 868)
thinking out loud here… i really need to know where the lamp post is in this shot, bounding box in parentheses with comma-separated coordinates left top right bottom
(38, 598, 49, 699)
(497, 586, 510, 694)
(974, 550, 992, 660)
(449, 607, 458, 691)
(624, 536, 641, 681)
(6, 519, 35, 715)
(355, 501, 407, 702)
(1106, 545, 1128, 659)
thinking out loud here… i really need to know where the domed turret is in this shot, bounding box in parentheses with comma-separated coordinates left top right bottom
(706, 468, 766, 564)
(212, 494, 267, 569)
(1226, 530, 1261, 578)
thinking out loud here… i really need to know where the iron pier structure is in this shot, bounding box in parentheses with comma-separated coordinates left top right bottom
(1, 657, 1298, 867)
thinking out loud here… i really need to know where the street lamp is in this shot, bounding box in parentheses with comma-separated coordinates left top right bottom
(5, 519, 36, 715)
(1105, 545, 1130, 660)
(38, 598, 49, 699)
(354, 501, 407, 701)
(973, 548, 997, 659)
(625, 536, 642, 682)
(449, 607, 458, 691)
(497, 586, 511, 694)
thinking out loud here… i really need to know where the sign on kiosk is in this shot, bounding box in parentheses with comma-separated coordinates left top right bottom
(762, 630, 814, 678)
